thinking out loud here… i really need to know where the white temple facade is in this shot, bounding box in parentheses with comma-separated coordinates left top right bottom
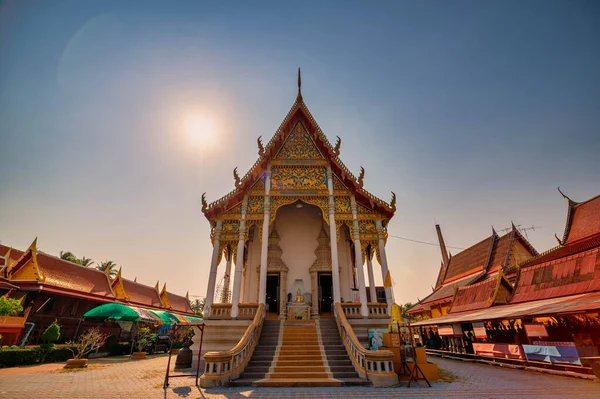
(201, 70, 396, 321)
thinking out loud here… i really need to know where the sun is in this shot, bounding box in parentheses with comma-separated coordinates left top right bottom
(185, 115, 213, 144)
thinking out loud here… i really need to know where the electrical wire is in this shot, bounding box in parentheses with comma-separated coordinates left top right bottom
(387, 234, 465, 250)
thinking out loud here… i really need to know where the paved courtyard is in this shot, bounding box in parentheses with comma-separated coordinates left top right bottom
(0, 355, 598, 398)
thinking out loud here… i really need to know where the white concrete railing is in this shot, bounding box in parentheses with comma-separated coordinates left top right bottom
(209, 304, 232, 319)
(200, 304, 266, 387)
(340, 302, 389, 318)
(334, 303, 398, 386)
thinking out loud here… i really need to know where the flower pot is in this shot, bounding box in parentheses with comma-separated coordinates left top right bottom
(130, 352, 147, 360)
(64, 359, 88, 369)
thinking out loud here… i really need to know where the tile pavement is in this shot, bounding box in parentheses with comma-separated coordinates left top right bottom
(0, 355, 598, 398)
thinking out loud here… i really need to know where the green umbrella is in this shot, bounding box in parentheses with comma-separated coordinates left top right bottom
(147, 309, 179, 325)
(83, 303, 155, 323)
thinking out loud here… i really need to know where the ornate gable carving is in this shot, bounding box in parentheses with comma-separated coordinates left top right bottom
(275, 122, 323, 160)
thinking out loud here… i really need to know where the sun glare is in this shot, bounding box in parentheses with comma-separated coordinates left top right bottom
(185, 115, 213, 145)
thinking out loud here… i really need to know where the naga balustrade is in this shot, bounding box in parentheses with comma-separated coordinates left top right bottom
(334, 303, 398, 386)
(200, 303, 266, 388)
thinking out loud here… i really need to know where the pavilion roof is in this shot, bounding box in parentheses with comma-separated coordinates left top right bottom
(122, 278, 163, 308)
(167, 291, 194, 314)
(202, 71, 395, 221)
(448, 272, 513, 314)
(560, 191, 600, 245)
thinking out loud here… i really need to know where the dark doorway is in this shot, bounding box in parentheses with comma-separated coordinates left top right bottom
(318, 273, 333, 314)
(266, 273, 280, 314)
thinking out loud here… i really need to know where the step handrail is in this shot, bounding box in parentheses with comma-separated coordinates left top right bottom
(200, 303, 266, 387)
(333, 302, 397, 385)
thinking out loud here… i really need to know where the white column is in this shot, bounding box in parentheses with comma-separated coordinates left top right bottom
(376, 219, 395, 313)
(327, 167, 341, 304)
(205, 220, 223, 318)
(350, 196, 369, 317)
(258, 167, 272, 305)
(221, 249, 232, 303)
(231, 195, 248, 318)
(366, 247, 377, 303)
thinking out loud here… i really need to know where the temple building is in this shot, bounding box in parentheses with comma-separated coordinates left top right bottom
(0, 238, 194, 346)
(411, 191, 600, 373)
(407, 224, 538, 320)
(195, 71, 400, 387)
(201, 71, 396, 320)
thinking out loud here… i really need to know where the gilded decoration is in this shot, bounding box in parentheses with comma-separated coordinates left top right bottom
(334, 196, 351, 214)
(275, 123, 323, 160)
(333, 176, 350, 194)
(249, 178, 265, 195)
(270, 195, 329, 225)
(271, 166, 327, 192)
(247, 196, 264, 215)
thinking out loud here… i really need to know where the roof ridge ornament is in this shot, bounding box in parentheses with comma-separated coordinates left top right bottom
(233, 167, 241, 188)
(296, 67, 302, 102)
(257, 136, 265, 156)
(357, 166, 365, 187)
(390, 192, 396, 212)
(557, 186, 576, 204)
(201, 193, 208, 213)
(332, 136, 341, 157)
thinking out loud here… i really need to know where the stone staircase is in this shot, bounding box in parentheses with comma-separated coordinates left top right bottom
(319, 318, 370, 386)
(233, 319, 280, 385)
(233, 318, 369, 387)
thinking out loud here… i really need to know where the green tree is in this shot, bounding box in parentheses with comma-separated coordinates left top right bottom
(135, 327, 152, 353)
(96, 260, 118, 277)
(77, 256, 94, 267)
(401, 302, 415, 322)
(0, 296, 23, 316)
(191, 298, 205, 317)
(41, 320, 61, 348)
(59, 251, 77, 263)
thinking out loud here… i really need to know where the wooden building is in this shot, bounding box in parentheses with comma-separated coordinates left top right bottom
(0, 238, 194, 346)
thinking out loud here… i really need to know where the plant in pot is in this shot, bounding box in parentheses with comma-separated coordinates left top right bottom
(65, 327, 108, 368)
(131, 327, 152, 360)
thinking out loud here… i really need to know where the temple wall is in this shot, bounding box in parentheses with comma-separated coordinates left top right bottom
(276, 204, 321, 296)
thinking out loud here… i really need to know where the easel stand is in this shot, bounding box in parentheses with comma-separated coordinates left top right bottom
(163, 322, 205, 388)
(403, 360, 431, 388)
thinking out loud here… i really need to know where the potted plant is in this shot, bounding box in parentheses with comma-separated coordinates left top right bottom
(131, 327, 152, 360)
(65, 327, 108, 368)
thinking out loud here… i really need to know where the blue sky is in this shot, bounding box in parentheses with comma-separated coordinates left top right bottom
(1, 0, 598, 303)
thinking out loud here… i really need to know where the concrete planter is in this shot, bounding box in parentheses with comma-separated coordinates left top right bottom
(130, 352, 147, 360)
(64, 359, 88, 369)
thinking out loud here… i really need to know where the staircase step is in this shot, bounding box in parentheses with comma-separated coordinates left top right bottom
(268, 372, 331, 379)
(256, 378, 341, 387)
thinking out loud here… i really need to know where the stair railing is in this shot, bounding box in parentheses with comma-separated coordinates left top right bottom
(200, 303, 266, 387)
(333, 302, 398, 387)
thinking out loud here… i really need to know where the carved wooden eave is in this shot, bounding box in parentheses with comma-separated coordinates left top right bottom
(6, 238, 45, 282)
(202, 81, 396, 223)
(111, 267, 131, 301)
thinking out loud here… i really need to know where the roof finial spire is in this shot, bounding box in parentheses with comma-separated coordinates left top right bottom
(297, 67, 302, 101)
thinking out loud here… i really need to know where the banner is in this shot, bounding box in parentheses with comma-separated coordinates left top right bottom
(472, 322, 487, 339)
(524, 323, 549, 338)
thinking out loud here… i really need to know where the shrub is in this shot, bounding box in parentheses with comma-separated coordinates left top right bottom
(0, 297, 23, 316)
(135, 327, 152, 353)
(41, 321, 61, 349)
(107, 342, 131, 356)
(66, 327, 108, 360)
(0, 346, 75, 368)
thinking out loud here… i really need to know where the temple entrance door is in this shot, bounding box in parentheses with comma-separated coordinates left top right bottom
(266, 273, 280, 314)
(318, 272, 333, 314)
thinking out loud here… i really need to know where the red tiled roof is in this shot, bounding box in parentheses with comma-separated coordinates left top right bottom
(511, 246, 600, 303)
(412, 272, 485, 308)
(565, 194, 600, 245)
(1, 245, 115, 300)
(449, 274, 513, 314)
(122, 279, 163, 308)
(520, 233, 600, 269)
(167, 291, 193, 314)
(487, 234, 511, 271)
(443, 236, 494, 283)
